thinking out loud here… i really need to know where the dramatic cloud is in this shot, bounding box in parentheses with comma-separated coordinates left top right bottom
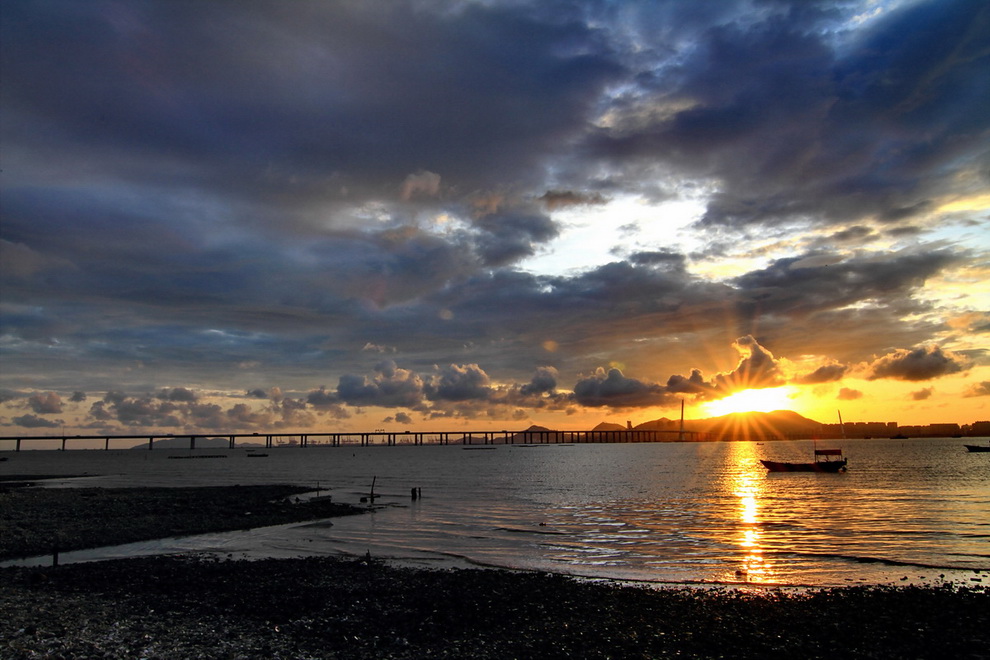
(573, 368, 673, 409)
(796, 364, 849, 385)
(426, 364, 493, 403)
(863, 345, 971, 382)
(520, 367, 559, 397)
(337, 361, 428, 408)
(28, 391, 63, 414)
(712, 336, 785, 392)
(1, 0, 987, 433)
(12, 414, 61, 428)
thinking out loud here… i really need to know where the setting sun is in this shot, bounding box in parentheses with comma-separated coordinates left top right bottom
(702, 386, 797, 417)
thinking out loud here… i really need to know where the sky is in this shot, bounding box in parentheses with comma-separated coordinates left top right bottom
(1, 0, 989, 438)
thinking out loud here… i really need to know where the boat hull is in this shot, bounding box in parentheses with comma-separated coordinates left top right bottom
(964, 444, 990, 453)
(760, 459, 847, 473)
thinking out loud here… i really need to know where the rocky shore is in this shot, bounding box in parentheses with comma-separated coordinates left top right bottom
(2, 485, 988, 658)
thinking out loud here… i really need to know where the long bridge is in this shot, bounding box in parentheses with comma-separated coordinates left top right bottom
(0, 428, 707, 451)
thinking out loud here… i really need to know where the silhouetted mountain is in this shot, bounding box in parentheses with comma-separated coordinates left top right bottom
(592, 421, 626, 431)
(633, 418, 677, 431)
(129, 436, 231, 450)
(692, 410, 824, 440)
(509, 425, 556, 442)
(601, 410, 826, 440)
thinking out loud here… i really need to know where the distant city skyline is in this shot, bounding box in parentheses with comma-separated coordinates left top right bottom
(2, 1, 988, 436)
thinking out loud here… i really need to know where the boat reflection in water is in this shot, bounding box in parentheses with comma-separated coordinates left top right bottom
(727, 444, 775, 584)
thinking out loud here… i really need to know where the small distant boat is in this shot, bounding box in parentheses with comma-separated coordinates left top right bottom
(246, 452, 269, 458)
(964, 443, 990, 453)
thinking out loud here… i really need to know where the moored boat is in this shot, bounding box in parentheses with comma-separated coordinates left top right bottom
(761, 410, 848, 472)
(760, 449, 847, 472)
(964, 443, 990, 453)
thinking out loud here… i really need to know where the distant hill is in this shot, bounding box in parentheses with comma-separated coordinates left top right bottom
(129, 436, 232, 450)
(592, 421, 626, 431)
(633, 418, 677, 431)
(598, 410, 825, 440)
(691, 410, 824, 440)
(509, 425, 559, 443)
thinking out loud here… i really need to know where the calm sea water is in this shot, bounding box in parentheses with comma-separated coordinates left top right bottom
(2, 438, 988, 588)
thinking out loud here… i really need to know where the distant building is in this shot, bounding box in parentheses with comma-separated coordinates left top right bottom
(968, 421, 990, 437)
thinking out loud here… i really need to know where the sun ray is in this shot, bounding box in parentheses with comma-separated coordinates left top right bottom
(702, 386, 797, 417)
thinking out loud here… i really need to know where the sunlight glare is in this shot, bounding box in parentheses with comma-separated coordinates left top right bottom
(702, 386, 796, 417)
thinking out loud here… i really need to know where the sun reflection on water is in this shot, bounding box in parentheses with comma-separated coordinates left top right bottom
(728, 443, 775, 583)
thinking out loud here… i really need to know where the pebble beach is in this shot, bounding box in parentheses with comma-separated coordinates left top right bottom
(2, 482, 988, 659)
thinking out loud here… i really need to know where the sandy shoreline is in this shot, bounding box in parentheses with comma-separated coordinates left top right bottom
(2, 484, 988, 658)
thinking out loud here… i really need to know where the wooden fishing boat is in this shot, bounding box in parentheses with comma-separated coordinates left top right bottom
(964, 443, 990, 453)
(760, 449, 848, 472)
(760, 410, 848, 472)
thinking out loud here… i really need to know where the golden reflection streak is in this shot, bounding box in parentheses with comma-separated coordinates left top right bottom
(727, 442, 775, 583)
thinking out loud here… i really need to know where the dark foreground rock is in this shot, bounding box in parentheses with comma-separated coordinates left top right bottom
(2, 555, 988, 659)
(0, 485, 360, 560)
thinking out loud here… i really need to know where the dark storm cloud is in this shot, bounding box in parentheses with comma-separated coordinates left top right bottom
(583, 0, 990, 229)
(520, 367, 559, 396)
(1, 0, 985, 431)
(472, 210, 560, 267)
(732, 249, 961, 319)
(1, 1, 623, 195)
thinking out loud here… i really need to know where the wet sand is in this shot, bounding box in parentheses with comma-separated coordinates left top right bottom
(1, 485, 988, 658)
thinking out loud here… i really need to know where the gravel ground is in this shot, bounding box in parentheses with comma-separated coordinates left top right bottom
(2, 556, 988, 659)
(1, 485, 988, 659)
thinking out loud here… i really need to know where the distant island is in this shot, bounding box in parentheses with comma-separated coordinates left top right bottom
(591, 410, 987, 441)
